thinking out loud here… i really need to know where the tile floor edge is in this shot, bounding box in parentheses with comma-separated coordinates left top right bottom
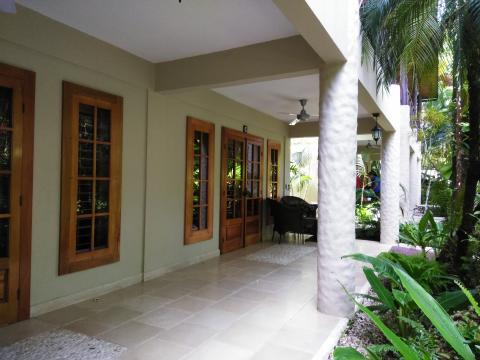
(30, 250, 221, 317)
(30, 274, 144, 317)
(143, 249, 220, 281)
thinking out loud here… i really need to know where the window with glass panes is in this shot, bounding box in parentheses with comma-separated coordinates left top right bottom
(267, 140, 281, 199)
(59, 82, 122, 275)
(184, 117, 214, 244)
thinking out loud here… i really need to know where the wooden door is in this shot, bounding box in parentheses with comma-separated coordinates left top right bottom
(244, 137, 263, 246)
(0, 64, 34, 325)
(220, 128, 263, 254)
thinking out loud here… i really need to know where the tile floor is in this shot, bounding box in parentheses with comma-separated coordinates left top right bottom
(0, 240, 389, 360)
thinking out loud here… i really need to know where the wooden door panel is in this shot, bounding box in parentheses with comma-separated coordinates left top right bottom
(0, 75, 22, 324)
(220, 128, 263, 254)
(220, 129, 245, 254)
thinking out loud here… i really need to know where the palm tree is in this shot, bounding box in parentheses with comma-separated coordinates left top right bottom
(360, 0, 480, 269)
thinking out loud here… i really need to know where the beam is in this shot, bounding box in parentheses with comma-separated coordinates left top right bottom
(273, 0, 347, 64)
(155, 36, 322, 93)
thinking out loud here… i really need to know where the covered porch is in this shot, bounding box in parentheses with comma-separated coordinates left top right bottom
(0, 0, 420, 358)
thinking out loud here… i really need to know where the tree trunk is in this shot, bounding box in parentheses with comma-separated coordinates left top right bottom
(451, 82, 464, 192)
(455, 55, 480, 267)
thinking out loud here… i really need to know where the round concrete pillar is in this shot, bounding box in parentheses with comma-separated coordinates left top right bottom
(380, 129, 401, 244)
(317, 1, 359, 317)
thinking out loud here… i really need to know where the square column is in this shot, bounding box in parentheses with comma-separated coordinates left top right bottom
(317, 0, 359, 317)
(399, 106, 411, 219)
(380, 129, 401, 244)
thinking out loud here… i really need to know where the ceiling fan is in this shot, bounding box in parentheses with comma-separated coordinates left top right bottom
(0, 0, 16, 13)
(283, 99, 318, 126)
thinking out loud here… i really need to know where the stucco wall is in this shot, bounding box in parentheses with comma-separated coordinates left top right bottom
(0, 7, 288, 314)
(0, 37, 149, 312)
(144, 90, 288, 278)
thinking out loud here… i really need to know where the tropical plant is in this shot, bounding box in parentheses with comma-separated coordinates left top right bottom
(399, 210, 448, 257)
(334, 256, 476, 359)
(288, 161, 311, 198)
(360, 0, 480, 272)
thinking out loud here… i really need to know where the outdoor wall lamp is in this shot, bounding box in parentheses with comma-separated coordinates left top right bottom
(371, 113, 381, 144)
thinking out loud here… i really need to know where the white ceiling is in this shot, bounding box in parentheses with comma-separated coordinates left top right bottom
(214, 74, 371, 123)
(17, 0, 297, 62)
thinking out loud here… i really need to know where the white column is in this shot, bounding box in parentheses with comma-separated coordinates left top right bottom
(409, 145, 422, 212)
(416, 156, 422, 206)
(380, 128, 401, 244)
(317, 0, 359, 317)
(409, 151, 417, 212)
(399, 105, 411, 219)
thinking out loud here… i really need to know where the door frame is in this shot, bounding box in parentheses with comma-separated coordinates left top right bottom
(0, 63, 35, 322)
(219, 127, 264, 254)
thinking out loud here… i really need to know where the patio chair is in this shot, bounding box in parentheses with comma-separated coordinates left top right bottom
(271, 200, 305, 243)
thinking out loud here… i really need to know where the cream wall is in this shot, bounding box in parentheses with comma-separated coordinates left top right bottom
(144, 90, 288, 278)
(0, 38, 149, 313)
(0, 7, 289, 314)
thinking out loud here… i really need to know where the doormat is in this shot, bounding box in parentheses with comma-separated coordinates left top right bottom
(0, 329, 126, 360)
(244, 243, 316, 265)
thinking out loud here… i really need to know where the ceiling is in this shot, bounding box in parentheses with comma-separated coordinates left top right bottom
(214, 74, 371, 123)
(17, 0, 297, 62)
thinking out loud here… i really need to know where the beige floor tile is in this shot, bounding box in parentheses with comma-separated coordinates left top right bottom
(269, 325, 329, 354)
(211, 278, 246, 291)
(240, 305, 291, 330)
(0, 319, 57, 346)
(251, 343, 312, 360)
(99, 321, 160, 348)
(63, 318, 112, 336)
(246, 279, 290, 293)
(217, 320, 275, 352)
(91, 306, 142, 327)
(156, 323, 216, 347)
(35, 305, 95, 325)
(182, 339, 253, 360)
(165, 296, 213, 313)
(286, 303, 342, 332)
(76, 297, 116, 312)
(231, 288, 272, 302)
(121, 337, 193, 360)
(212, 297, 260, 315)
(168, 278, 210, 290)
(187, 308, 240, 331)
(190, 285, 233, 301)
(120, 295, 171, 313)
(136, 307, 192, 330)
(148, 284, 192, 300)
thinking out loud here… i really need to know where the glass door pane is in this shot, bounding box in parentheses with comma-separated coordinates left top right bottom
(226, 139, 244, 220)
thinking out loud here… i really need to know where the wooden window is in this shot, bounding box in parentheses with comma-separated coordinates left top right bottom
(267, 140, 281, 199)
(184, 117, 214, 245)
(59, 82, 122, 275)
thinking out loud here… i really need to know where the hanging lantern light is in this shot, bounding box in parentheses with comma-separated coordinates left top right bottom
(371, 113, 381, 144)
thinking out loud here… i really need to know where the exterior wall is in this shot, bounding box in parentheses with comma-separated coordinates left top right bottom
(0, 8, 288, 315)
(144, 90, 288, 279)
(399, 105, 411, 219)
(0, 37, 149, 314)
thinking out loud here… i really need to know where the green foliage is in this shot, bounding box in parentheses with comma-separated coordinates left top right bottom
(288, 161, 311, 198)
(380, 252, 449, 293)
(399, 210, 448, 257)
(355, 203, 380, 241)
(335, 254, 476, 360)
(394, 267, 475, 359)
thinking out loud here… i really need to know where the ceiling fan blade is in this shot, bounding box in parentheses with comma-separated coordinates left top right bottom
(278, 112, 297, 116)
(289, 118, 299, 126)
(0, 0, 16, 13)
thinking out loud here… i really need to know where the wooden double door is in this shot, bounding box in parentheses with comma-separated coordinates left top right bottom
(0, 64, 34, 325)
(220, 128, 263, 254)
